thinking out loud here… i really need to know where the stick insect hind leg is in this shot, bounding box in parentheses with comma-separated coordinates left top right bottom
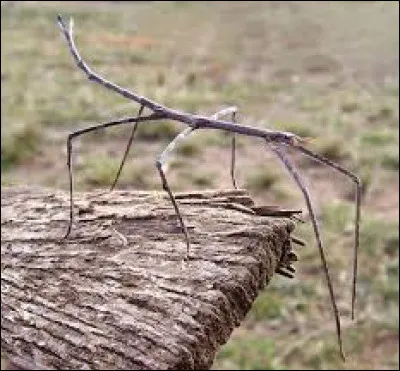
(155, 126, 197, 260)
(294, 144, 361, 321)
(63, 113, 163, 238)
(268, 142, 345, 361)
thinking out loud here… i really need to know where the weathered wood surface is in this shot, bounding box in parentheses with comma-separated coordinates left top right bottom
(1, 186, 299, 370)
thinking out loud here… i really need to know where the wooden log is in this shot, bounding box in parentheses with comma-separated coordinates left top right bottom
(1, 186, 299, 370)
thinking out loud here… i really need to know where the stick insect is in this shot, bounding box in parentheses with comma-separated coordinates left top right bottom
(57, 15, 361, 360)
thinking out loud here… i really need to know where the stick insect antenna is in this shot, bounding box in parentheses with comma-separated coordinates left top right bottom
(269, 143, 345, 361)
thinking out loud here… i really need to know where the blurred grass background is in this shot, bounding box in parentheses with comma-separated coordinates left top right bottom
(1, 1, 398, 369)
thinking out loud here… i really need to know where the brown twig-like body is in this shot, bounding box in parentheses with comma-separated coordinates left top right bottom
(56, 14, 362, 360)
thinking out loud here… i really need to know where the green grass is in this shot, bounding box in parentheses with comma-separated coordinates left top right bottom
(359, 215, 399, 258)
(360, 128, 397, 146)
(245, 168, 280, 191)
(381, 151, 399, 171)
(309, 137, 352, 162)
(272, 120, 316, 138)
(81, 154, 119, 187)
(320, 201, 354, 234)
(375, 257, 399, 306)
(175, 138, 202, 157)
(248, 291, 285, 322)
(137, 120, 181, 142)
(215, 335, 280, 370)
(191, 173, 215, 187)
(1, 122, 42, 170)
(177, 168, 217, 189)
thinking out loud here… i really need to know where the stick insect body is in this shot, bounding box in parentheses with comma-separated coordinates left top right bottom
(57, 15, 361, 361)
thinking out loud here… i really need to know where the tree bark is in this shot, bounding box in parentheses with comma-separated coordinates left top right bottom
(1, 186, 299, 370)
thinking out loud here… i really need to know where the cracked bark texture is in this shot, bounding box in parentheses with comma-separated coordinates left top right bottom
(1, 186, 298, 370)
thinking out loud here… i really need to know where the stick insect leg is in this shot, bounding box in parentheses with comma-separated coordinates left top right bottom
(229, 110, 238, 189)
(268, 142, 345, 361)
(210, 107, 238, 188)
(155, 126, 196, 260)
(295, 144, 362, 321)
(63, 113, 163, 238)
(110, 105, 145, 191)
(231, 131, 237, 189)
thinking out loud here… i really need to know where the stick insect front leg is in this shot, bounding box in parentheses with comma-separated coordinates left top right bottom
(268, 142, 345, 361)
(155, 126, 197, 259)
(63, 113, 164, 238)
(210, 106, 238, 189)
